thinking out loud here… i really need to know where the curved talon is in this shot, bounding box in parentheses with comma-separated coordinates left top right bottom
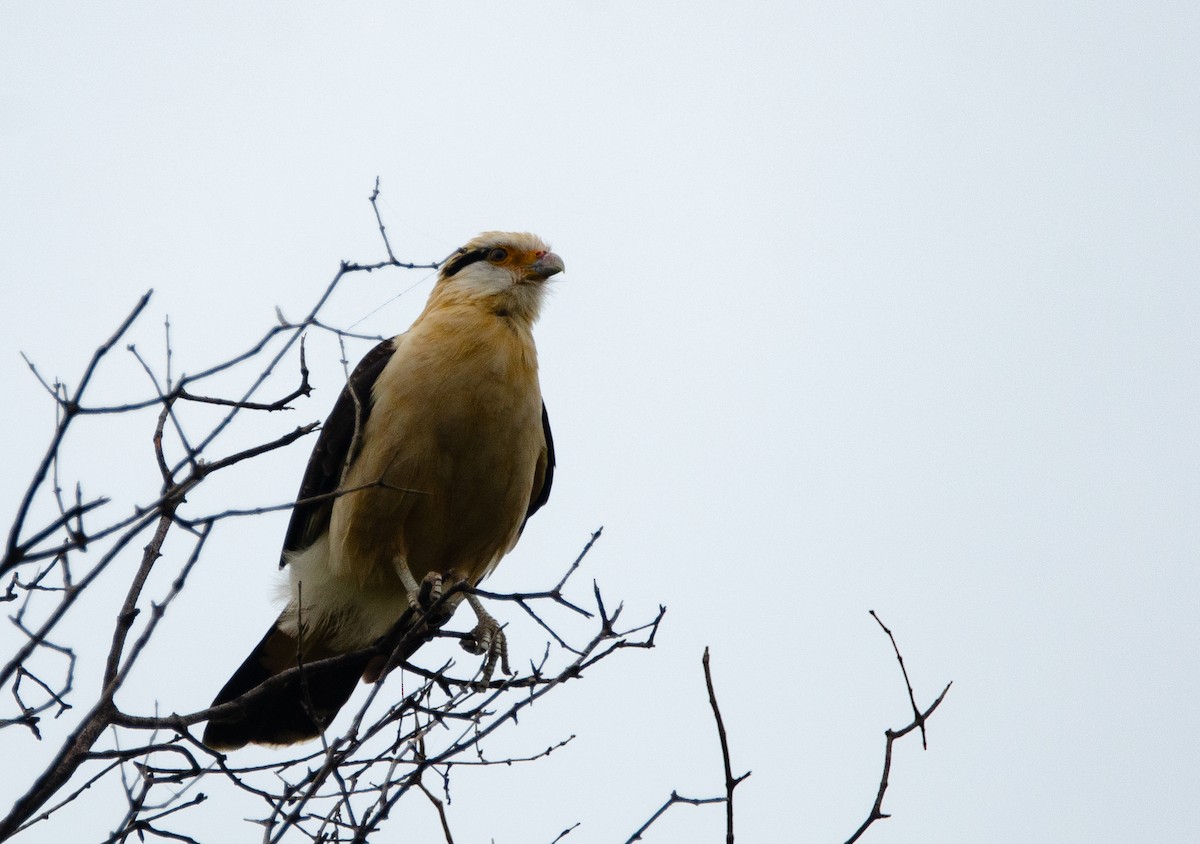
(396, 560, 512, 686)
(462, 592, 512, 687)
(418, 571, 444, 608)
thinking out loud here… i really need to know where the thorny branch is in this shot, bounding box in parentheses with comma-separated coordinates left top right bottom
(623, 649, 749, 844)
(1, 180, 951, 843)
(0, 182, 664, 843)
(625, 618, 949, 844)
(625, 791, 726, 844)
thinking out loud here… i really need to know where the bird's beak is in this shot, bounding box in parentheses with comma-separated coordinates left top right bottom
(528, 251, 565, 280)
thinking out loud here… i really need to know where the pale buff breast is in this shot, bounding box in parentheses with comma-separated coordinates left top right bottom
(327, 309, 544, 590)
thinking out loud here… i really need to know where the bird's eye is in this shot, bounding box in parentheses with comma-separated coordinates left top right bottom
(488, 247, 508, 262)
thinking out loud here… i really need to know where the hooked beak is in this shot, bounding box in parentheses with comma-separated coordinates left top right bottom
(528, 251, 565, 280)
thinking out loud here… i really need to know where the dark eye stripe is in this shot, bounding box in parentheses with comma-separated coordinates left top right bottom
(441, 247, 490, 277)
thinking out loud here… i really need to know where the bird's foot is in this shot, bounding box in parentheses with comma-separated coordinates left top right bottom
(461, 592, 511, 689)
(417, 571, 444, 608)
(396, 557, 446, 615)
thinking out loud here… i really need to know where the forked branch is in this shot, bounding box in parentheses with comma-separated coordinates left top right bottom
(844, 613, 952, 844)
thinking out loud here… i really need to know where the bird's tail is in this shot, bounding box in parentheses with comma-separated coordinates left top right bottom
(201, 618, 368, 751)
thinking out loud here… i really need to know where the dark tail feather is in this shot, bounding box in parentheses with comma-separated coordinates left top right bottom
(201, 622, 367, 751)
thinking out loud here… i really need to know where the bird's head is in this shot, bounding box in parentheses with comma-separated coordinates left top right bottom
(433, 232, 564, 323)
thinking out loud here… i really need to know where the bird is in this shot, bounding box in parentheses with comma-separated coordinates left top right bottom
(201, 232, 563, 750)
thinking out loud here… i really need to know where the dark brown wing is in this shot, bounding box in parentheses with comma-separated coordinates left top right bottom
(522, 402, 555, 530)
(279, 338, 396, 565)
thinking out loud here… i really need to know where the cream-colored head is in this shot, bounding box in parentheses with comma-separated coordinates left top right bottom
(432, 232, 564, 323)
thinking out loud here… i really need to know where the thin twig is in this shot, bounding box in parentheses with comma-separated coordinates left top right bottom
(625, 792, 726, 844)
(415, 778, 455, 844)
(2, 185, 664, 844)
(844, 614, 952, 844)
(369, 177, 399, 264)
(4, 291, 153, 571)
(703, 648, 751, 844)
(869, 610, 926, 748)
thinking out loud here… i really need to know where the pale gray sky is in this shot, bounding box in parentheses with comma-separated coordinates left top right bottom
(3, 2, 1198, 841)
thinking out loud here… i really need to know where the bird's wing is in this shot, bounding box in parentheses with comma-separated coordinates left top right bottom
(523, 402, 555, 530)
(279, 337, 396, 565)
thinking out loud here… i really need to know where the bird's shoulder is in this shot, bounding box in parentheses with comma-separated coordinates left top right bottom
(278, 336, 398, 563)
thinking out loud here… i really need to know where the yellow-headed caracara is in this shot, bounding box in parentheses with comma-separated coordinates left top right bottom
(202, 232, 563, 750)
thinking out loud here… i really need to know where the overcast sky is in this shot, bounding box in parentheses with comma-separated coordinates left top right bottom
(3, 2, 1198, 841)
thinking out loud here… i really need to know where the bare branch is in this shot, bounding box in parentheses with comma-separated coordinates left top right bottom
(414, 777, 455, 844)
(5, 291, 153, 570)
(625, 791, 726, 844)
(548, 822, 581, 842)
(0, 183, 945, 844)
(369, 177, 399, 264)
(869, 609, 927, 746)
(844, 614, 953, 844)
(703, 648, 751, 843)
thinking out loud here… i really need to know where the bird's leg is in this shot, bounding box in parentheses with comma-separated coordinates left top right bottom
(394, 555, 446, 614)
(460, 591, 511, 687)
(395, 556, 509, 685)
(395, 556, 421, 609)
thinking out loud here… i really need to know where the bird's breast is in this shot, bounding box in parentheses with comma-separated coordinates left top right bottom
(329, 314, 543, 587)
